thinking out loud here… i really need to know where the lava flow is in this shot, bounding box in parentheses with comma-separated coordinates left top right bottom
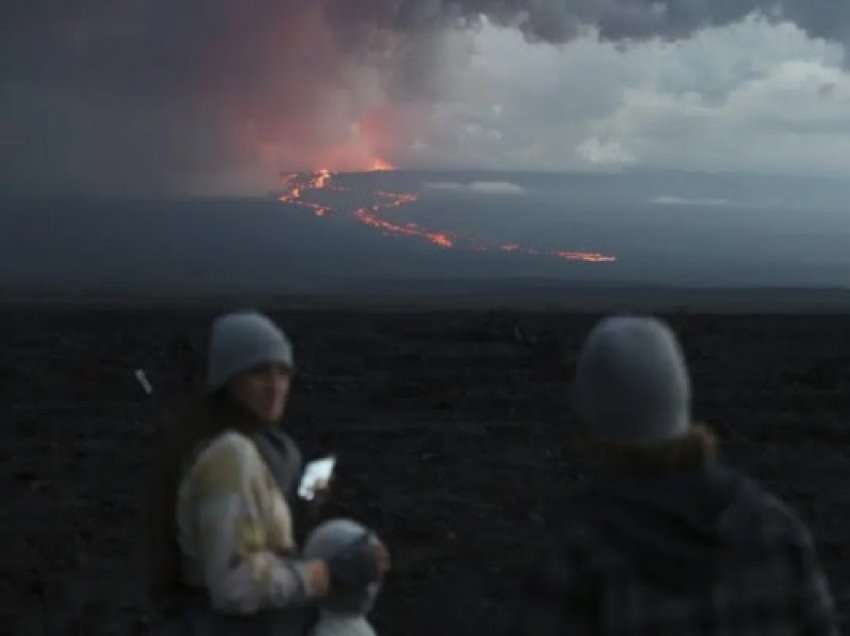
(278, 170, 338, 217)
(277, 169, 616, 263)
(354, 204, 454, 249)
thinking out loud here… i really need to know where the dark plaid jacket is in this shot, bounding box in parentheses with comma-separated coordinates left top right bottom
(509, 465, 838, 636)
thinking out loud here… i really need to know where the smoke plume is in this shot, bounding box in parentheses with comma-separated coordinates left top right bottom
(2, 1, 849, 194)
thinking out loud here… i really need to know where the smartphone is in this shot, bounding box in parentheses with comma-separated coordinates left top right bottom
(298, 455, 336, 501)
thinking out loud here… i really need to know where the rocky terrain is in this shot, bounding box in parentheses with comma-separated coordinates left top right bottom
(4, 303, 850, 634)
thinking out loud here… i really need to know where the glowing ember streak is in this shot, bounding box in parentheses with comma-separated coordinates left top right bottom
(354, 208, 454, 248)
(276, 169, 616, 263)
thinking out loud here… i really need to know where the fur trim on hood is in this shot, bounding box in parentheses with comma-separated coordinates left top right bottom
(566, 423, 717, 479)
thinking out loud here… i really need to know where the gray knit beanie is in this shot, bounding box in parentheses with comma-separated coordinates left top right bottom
(303, 519, 382, 615)
(206, 310, 294, 391)
(574, 316, 691, 443)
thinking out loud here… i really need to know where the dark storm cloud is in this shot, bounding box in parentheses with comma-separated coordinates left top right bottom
(5, 2, 850, 97)
(325, 1, 850, 46)
(2, 1, 850, 194)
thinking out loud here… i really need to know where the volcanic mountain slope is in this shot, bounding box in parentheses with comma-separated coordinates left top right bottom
(4, 305, 850, 634)
(275, 169, 616, 262)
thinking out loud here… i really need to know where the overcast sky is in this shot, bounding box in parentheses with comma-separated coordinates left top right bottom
(422, 17, 850, 177)
(3, 2, 850, 196)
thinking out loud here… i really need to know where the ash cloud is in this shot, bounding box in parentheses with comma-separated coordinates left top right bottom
(2, 1, 850, 195)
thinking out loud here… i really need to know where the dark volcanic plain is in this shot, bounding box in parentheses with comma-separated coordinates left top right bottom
(5, 301, 850, 634)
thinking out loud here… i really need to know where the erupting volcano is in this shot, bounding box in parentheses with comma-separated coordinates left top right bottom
(370, 158, 394, 172)
(277, 168, 616, 263)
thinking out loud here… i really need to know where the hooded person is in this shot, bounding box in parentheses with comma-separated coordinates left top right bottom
(144, 310, 389, 635)
(302, 519, 385, 636)
(508, 316, 838, 635)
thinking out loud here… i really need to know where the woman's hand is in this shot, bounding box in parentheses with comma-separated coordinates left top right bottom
(306, 535, 391, 599)
(303, 560, 331, 598)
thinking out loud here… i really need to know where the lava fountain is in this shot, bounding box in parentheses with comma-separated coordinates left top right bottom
(370, 158, 394, 172)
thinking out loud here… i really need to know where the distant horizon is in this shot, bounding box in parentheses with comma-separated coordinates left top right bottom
(6, 278, 850, 316)
(5, 166, 850, 201)
(3, 169, 850, 298)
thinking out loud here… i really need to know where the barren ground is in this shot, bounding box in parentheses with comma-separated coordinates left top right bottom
(4, 304, 850, 634)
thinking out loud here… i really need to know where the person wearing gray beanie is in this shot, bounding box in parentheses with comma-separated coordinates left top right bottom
(507, 315, 838, 636)
(302, 519, 387, 636)
(145, 310, 389, 635)
(574, 316, 690, 444)
(206, 310, 295, 393)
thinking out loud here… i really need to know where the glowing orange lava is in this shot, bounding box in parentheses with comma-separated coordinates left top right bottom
(354, 208, 454, 248)
(552, 250, 617, 263)
(276, 169, 616, 263)
(277, 171, 334, 217)
(370, 158, 394, 171)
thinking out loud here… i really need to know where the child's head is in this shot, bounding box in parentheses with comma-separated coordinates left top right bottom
(304, 518, 384, 615)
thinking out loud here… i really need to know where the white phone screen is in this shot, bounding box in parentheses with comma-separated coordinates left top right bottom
(298, 455, 336, 500)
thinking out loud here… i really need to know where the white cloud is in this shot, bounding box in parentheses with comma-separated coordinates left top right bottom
(577, 137, 636, 166)
(424, 180, 527, 195)
(398, 15, 850, 178)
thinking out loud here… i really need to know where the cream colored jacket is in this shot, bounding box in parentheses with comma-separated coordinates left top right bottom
(176, 430, 321, 614)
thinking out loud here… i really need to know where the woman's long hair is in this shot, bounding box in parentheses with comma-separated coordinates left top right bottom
(143, 391, 266, 608)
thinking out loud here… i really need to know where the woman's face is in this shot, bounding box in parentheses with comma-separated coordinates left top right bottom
(227, 363, 292, 424)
